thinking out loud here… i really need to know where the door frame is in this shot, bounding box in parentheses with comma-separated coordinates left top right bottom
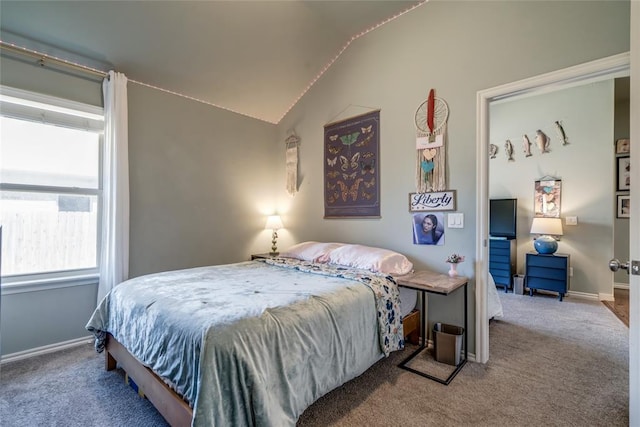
(474, 52, 630, 364)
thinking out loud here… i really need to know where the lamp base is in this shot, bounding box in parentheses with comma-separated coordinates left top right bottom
(534, 235, 558, 254)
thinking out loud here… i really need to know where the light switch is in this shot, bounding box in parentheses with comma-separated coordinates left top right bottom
(565, 216, 578, 226)
(448, 213, 464, 228)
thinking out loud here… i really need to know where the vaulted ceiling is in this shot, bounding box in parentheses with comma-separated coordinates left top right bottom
(0, 1, 424, 123)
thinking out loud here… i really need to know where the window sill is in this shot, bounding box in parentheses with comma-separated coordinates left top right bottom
(1, 273, 99, 295)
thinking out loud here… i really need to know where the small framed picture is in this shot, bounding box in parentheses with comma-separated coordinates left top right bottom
(617, 156, 631, 191)
(615, 139, 630, 155)
(617, 195, 630, 218)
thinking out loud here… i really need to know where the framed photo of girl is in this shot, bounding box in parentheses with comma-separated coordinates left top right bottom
(412, 212, 445, 245)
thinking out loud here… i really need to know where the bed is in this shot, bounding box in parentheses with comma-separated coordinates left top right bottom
(86, 242, 418, 426)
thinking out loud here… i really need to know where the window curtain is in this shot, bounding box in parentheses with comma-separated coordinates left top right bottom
(97, 71, 129, 303)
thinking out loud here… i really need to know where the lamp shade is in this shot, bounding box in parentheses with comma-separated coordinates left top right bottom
(265, 215, 283, 230)
(530, 217, 563, 236)
(530, 217, 563, 254)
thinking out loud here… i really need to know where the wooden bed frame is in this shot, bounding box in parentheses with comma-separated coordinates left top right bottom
(104, 310, 420, 427)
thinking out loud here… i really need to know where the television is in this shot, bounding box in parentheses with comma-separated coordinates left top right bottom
(490, 198, 517, 239)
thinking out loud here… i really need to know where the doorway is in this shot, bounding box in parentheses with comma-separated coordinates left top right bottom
(474, 52, 631, 364)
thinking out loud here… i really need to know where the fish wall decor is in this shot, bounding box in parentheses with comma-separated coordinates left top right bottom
(505, 139, 514, 161)
(522, 134, 532, 157)
(535, 130, 550, 153)
(555, 121, 568, 145)
(489, 143, 498, 159)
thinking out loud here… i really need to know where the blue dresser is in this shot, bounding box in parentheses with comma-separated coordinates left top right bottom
(525, 252, 569, 301)
(489, 239, 516, 292)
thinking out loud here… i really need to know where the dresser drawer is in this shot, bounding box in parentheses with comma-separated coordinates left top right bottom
(526, 254, 567, 269)
(526, 265, 567, 281)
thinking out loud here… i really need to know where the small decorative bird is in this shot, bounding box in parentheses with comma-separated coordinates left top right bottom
(522, 134, 532, 157)
(505, 139, 514, 161)
(535, 130, 550, 153)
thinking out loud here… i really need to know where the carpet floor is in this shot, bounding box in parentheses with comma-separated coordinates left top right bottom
(0, 292, 629, 426)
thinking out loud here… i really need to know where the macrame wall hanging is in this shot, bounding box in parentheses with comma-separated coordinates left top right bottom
(414, 89, 449, 192)
(285, 132, 300, 196)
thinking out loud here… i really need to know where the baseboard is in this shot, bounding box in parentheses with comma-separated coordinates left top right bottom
(1, 336, 93, 364)
(614, 282, 630, 290)
(566, 290, 601, 301)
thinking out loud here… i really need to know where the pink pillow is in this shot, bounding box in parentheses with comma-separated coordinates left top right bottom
(323, 244, 413, 275)
(279, 241, 345, 262)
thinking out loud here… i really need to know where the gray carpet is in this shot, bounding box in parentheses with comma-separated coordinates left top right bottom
(0, 292, 628, 426)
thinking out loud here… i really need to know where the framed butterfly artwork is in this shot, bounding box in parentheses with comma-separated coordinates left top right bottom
(324, 110, 380, 218)
(534, 178, 561, 218)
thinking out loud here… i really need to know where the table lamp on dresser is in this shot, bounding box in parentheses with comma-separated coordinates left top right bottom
(530, 217, 563, 254)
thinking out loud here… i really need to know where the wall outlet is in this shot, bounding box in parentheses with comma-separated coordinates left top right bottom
(565, 216, 578, 225)
(569, 267, 574, 276)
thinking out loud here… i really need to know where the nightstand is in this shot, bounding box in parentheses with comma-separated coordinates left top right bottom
(251, 253, 279, 260)
(395, 270, 468, 385)
(525, 252, 569, 301)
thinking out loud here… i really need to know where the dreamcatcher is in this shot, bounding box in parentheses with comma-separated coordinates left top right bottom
(414, 89, 449, 192)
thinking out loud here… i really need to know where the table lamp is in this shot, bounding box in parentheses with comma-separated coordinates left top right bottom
(530, 217, 563, 254)
(265, 215, 284, 255)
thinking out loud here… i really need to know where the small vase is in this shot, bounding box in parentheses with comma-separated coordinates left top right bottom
(448, 263, 458, 277)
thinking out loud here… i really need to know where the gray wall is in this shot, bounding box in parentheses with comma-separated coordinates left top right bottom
(0, 55, 279, 356)
(275, 1, 630, 352)
(489, 80, 615, 297)
(0, 0, 631, 357)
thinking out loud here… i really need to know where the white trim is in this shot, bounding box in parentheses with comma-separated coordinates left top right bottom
(1, 273, 98, 295)
(0, 85, 103, 118)
(615, 282, 630, 290)
(475, 52, 630, 365)
(1, 336, 93, 364)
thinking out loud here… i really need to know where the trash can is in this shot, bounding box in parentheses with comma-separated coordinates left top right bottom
(432, 323, 464, 366)
(513, 274, 525, 295)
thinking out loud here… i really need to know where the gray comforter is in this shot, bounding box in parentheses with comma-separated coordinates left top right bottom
(86, 258, 403, 426)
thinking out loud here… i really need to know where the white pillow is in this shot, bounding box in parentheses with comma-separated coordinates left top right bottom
(279, 241, 345, 262)
(322, 244, 413, 275)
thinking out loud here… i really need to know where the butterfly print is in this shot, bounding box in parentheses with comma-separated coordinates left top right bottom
(339, 152, 360, 171)
(329, 134, 338, 141)
(355, 133, 373, 147)
(362, 151, 375, 159)
(363, 177, 375, 188)
(327, 156, 337, 167)
(337, 178, 364, 202)
(360, 159, 375, 174)
(327, 191, 340, 204)
(326, 182, 336, 190)
(361, 191, 373, 200)
(361, 125, 372, 134)
(327, 145, 342, 155)
(340, 132, 360, 146)
(342, 172, 357, 180)
(327, 171, 341, 179)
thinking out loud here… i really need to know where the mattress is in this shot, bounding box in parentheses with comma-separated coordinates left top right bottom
(399, 286, 417, 317)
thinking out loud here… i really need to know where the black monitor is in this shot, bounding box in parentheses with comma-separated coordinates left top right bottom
(489, 198, 517, 239)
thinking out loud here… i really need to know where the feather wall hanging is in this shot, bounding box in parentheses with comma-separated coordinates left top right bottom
(414, 89, 449, 192)
(285, 132, 300, 196)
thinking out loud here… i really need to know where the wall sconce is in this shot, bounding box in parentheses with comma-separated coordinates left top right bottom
(265, 215, 284, 255)
(530, 217, 563, 254)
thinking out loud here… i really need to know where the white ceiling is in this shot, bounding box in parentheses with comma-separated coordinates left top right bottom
(0, 1, 424, 123)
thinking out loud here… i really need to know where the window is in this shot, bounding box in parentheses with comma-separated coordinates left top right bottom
(0, 87, 104, 283)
